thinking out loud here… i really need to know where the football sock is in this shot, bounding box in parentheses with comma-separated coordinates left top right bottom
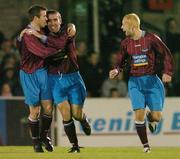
(28, 117, 40, 144)
(135, 121, 149, 148)
(63, 119, 78, 146)
(40, 114, 52, 139)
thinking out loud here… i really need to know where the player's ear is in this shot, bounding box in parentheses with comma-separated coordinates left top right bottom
(131, 26, 135, 32)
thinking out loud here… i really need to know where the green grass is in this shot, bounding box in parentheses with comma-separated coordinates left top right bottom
(0, 146, 180, 159)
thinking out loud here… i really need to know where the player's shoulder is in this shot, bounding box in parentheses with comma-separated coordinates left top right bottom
(121, 37, 130, 46)
(145, 31, 161, 41)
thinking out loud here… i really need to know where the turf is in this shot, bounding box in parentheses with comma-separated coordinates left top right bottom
(0, 146, 180, 159)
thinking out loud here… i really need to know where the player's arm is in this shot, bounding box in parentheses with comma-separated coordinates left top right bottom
(44, 24, 76, 49)
(151, 34, 174, 82)
(45, 38, 75, 66)
(24, 24, 76, 49)
(109, 43, 126, 79)
(23, 33, 59, 59)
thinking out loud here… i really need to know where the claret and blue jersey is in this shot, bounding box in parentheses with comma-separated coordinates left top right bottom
(115, 31, 174, 111)
(116, 31, 174, 77)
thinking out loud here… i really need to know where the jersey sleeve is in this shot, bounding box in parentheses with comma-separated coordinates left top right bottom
(114, 41, 126, 73)
(23, 33, 58, 59)
(151, 34, 174, 76)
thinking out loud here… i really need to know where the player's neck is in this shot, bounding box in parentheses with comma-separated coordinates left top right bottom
(30, 21, 41, 31)
(132, 29, 142, 40)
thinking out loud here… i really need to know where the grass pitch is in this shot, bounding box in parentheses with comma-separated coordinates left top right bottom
(0, 146, 180, 159)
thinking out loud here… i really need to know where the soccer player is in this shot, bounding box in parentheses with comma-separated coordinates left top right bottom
(26, 10, 91, 153)
(17, 5, 63, 152)
(109, 13, 174, 153)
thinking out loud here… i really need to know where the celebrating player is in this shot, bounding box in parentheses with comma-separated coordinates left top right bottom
(109, 13, 174, 153)
(17, 5, 65, 153)
(25, 10, 91, 153)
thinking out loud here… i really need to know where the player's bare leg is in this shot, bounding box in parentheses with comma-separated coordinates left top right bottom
(29, 106, 44, 152)
(57, 100, 80, 153)
(72, 105, 91, 136)
(146, 111, 162, 133)
(135, 109, 151, 153)
(40, 100, 53, 152)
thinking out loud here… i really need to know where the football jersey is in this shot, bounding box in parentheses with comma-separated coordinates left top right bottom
(115, 31, 174, 76)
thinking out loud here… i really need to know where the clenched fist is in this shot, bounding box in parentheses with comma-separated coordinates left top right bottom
(109, 69, 119, 79)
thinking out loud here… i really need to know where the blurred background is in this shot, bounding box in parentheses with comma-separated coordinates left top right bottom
(0, 0, 180, 146)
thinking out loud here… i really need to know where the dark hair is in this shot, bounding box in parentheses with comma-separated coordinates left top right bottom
(28, 5, 47, 21)
(47, 9, 61, 19)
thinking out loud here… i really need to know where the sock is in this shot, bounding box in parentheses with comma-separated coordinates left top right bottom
(63, 119, 78, 146)
(40, 114, 52, 139)
(28, 117, 40, 144)
(135, 121, 149, 148)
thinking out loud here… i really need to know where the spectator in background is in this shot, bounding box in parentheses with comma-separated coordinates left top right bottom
(77, 41, 87, 58)
(0, 83, 12, 97)
(12, 16, 29, 38)
(85, 53, 104, 97)
(110, 88, 120, 98)
(164, 18, 180, 78)
(0, 31, 5, 47)
(0, 54, 19, 70)
(0, 39, 20, 65)
(0, 39, 14, 64)
(101, 72, 127, 97)
(108, 52, 119, 69)
(103, 52, 119, 76)
(76, 41, 88, 81)
(77, 41, 87, 68)
(0, 67, 22, 96)
(11, 36, 21, 61)
(164, 17, 180, 96)
(104, 51, 129, 81)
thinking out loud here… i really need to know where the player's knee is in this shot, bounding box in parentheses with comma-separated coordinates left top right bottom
(151, 113, 162, 122)
(44, 105, 53, 115)
(62, 114, 72, 121)
(135, 115, 145, 122)
(60, 109, 71, 121)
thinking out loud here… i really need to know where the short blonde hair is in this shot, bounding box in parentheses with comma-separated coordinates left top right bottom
(123, 13, 140, 29)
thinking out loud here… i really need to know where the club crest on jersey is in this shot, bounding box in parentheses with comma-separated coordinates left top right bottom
(132, 54, 148, 66)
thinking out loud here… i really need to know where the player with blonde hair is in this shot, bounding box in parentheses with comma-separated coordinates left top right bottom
(109, 13, 174, 153)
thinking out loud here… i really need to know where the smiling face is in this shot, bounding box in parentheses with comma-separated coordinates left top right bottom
(47, 13, 62, 33)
